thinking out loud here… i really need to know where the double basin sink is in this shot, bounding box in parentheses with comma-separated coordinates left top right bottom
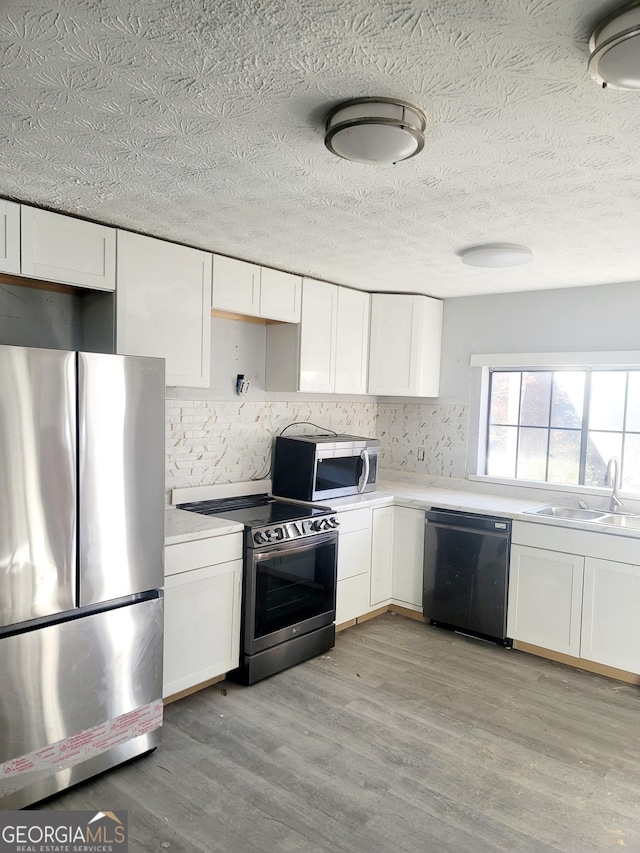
(527, 505, 640, 530)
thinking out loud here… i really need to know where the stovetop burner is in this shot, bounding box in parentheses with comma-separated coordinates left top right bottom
(177, 493, 339, 546)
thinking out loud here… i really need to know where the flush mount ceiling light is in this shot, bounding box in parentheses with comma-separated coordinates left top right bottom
(589, 1, 640, 88)
(459, 244, 534, 268)
(324, 97, 427, 164)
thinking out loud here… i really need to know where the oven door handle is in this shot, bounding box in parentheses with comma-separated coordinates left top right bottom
(357, 449, 370, 493)
(252, 530, 338, 561)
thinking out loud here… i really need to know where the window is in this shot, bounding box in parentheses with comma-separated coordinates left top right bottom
(486, 368, 640, 490)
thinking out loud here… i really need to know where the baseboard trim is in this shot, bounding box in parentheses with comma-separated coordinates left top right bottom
(164, 673, 226, 705)
(357, 606, 389, 624)
(336, 618, 357, 632)
(388, 603, 426, 622)
(514, 641, 640, 685)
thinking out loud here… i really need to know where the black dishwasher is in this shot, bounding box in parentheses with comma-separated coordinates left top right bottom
(423, 508, 512, 645)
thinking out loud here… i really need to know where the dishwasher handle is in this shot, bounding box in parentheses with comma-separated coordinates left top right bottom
(426, 507, 511, 535)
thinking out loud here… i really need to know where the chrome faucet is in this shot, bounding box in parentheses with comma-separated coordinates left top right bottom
(604, 456, 623, 513)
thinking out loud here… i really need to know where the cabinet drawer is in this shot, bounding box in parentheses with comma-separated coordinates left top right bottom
(165, 534, 243, 577)
(337, 507, 372, 534)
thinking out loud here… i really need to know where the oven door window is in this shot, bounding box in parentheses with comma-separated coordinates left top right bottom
(253, 537, 336, 642)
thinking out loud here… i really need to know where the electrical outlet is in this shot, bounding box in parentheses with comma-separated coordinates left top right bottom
(417, 448, 425, 462)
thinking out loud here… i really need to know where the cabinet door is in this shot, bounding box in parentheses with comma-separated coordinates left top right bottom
(260, 268, 302, 322)
(337, 528, 372, 581)
(21, 207, 116, 290)
(336, 574, 371, 625)
(335, 287, 370, 394)
(212, 255, 260, 316)
(299, 278, 337, 393)
(392, 506, 425, 608)
(507, 545, 584, 656)
(0, 200, 20, 274)
(581, 557, 640, 674)
(163, 559, 242, 697)
(116, 230, 212, 387)
(370, 505, 394, 606)
(368, 294, 442, 396)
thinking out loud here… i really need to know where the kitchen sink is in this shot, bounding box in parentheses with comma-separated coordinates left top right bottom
(526, 506, 609, 520)
(597, 513, 640, 530)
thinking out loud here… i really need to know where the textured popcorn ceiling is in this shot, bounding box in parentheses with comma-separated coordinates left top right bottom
(1, 0, 639, 298)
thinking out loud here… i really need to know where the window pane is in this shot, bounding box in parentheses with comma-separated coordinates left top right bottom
(520, 372, 551, 427)
(486, 425, 517, 477)
(516, 427, 548, 481)
(547, 429, 581, 484)
(625, 372, 640, 433)
(585, 431, 623, 487)
(622, 434, 640, 490)
(550, 372, 585, 428)
(489, 372, 521, 426)
(589, 371, 626, 431)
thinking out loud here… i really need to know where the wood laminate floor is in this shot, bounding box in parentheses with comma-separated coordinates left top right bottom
(34, 614, 640, 852)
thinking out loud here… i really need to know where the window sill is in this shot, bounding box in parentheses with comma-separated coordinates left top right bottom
(468, 474, 639, 501)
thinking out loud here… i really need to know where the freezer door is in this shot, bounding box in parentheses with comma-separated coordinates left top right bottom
(0, 595, 163, 808)
(78, 352, 165, 605)
(0, 345, 76, 628)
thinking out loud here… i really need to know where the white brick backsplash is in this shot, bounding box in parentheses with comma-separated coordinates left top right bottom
(376, 403, 468, 479)
(165, 399, 378, 495)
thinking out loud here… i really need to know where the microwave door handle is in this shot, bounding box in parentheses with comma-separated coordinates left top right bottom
(358, 449, 370, 493)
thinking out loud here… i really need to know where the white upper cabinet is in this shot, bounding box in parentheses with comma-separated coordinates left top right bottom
(265, 279, 369, 394)
(259, 267, 302, 323)
(21, 207, 116, 291)
(335, 287, 370, 394)
(368, 293, 442, 396)
(299, 278, 338, 392)
(212, 255, 260, 316)
(0, 200, 20, 274)
(116, 230, 212, 387)
(212, 256, 302, 323)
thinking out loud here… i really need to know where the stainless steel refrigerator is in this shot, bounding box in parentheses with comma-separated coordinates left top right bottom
(0, 345, 165, 809)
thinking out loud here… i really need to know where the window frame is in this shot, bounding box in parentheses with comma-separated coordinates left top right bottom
(469, 351, 640, 497)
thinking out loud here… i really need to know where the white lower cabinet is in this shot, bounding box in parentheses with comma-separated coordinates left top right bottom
(392, 506, 425, 609)
(509, 522, 640, 675)
(335, 508, 372, 624)
(370, 505, 394, 606)
(581, 557, 640, 673)
(163, 534, 242, 698)
(507, 545, 584, 656)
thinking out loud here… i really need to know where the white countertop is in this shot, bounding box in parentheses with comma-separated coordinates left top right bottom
(165, 505, 244, 545)
(165, 472, 640, 544)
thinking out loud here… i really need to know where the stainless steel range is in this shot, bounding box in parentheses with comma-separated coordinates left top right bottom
(177, 493, 339, 684)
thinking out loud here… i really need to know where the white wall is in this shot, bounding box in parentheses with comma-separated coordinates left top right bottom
(440, 280, 640, 403)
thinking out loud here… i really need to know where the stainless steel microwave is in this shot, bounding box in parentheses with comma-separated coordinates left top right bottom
(272, 434, 379, 502)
